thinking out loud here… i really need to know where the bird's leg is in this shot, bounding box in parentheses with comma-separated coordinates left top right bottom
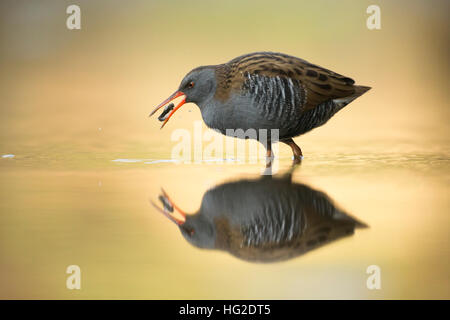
(261, 143, 274, 175)
(265, 142, 274, 169)
(282, 138, 303, 165)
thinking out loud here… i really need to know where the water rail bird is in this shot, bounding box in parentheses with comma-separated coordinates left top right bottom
(150, 52, 371, 162)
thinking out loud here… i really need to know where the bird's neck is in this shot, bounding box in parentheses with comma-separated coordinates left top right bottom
(198, 100, 227, 133)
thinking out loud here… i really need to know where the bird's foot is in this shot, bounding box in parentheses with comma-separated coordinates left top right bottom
(292, 155, 303, 166)
(265, 153, 275, 166)
(262, 153, 275, 175)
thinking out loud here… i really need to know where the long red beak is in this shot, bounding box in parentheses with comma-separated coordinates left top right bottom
(150, 188, 186, 225)
(149, 91, 186, 129)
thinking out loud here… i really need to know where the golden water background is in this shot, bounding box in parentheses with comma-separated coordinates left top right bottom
(0, 0, 449, 299)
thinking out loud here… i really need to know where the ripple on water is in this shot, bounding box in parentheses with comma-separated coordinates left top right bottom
(111, 158, 240, 164)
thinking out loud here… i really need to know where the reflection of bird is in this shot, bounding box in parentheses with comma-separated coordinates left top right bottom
(150, 52, 370, 161)
(152, 172, 367, 263)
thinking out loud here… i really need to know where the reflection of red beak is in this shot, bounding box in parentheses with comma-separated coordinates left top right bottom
(150, 188, 186, 225)
(149, 91, 186, 129)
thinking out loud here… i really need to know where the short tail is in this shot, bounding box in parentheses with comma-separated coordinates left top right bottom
(333, 209, 369, 229)
(333, 85, 371, 109)
(354, 85, 371, 96)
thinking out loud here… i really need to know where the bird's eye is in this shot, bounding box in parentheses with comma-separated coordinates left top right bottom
(188, 81, 195, 88)
(183, 226, 195, 236)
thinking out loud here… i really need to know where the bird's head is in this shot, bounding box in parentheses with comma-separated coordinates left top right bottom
(151, 189, 216, 249)
(149, 66, 216, 128)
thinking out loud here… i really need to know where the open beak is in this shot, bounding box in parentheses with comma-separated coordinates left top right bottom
(150, 188, 186, 225)
(149, 91, 186, 129)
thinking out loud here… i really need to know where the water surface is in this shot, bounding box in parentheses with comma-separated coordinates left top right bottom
(1, 144, 448, 299)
